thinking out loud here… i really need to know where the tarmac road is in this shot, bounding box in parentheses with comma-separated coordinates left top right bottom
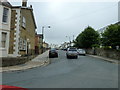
(2, 50, 118, 88)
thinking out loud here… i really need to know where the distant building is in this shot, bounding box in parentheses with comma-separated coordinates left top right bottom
(0, 0, 12, 57)
(35, 34, 43, 54)
(43, 42, 49, 49)
(60, 42, 70, 49)
(9, 0, 37, 57)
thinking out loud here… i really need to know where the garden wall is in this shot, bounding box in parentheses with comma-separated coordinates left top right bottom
(0, 55, 36, 67)
(86, 48, 120, 60)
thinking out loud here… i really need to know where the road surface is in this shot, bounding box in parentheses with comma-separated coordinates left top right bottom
(2, 50, 118, 88)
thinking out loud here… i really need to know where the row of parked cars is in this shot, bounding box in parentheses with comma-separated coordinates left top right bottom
(49, 47, 86, 59)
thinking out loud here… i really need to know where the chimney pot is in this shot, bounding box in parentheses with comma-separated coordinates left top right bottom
(22, 0, 27, 7)
(30, 5, 32, 8)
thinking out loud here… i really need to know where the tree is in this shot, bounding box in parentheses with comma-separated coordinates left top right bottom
(101, 24, 120, 49)
(74, 26, 100, 48)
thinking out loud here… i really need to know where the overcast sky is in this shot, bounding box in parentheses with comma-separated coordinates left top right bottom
(9, 0, 119, 45)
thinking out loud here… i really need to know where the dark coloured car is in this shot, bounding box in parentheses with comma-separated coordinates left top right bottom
(49, 48, 58, 58)
(62, 48, 67, 51)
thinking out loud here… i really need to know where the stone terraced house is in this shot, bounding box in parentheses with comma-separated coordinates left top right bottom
(9, 0, 37, 57)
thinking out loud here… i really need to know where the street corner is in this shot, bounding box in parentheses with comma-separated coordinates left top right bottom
(0, 59, 51, 73)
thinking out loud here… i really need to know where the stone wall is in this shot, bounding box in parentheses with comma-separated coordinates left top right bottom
(86, 48, 120, 60)
(9, 10, 17, 55)
(0, 55, 36, 67)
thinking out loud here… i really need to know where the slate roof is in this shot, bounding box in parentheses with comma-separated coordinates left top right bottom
(12, 6, 37, 29)
(0, 0, 12, 8)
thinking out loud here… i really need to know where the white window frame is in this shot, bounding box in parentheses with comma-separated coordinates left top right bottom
(1, 32, 7, 48)
(23, 40, 26, 50)
(19, 38, 26, 51)
(19, 38, 23, 50)
(22, 16, 26, 28)
(2, 7, 9, 23)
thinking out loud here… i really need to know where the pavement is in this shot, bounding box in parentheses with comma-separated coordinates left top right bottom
(88, 54, 119, 64)
(0, 50, 119, 73)
(0, 50, 50, 73)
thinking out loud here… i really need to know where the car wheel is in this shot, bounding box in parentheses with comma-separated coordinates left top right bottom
(49, 55, 52, 58)
(75, 56, 78, 59)
(56, 55, 58, 58)
(67, 55, 69, 59)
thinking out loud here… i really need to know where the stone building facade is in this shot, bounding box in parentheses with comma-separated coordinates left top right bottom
(9, 1, 37, 57)
(35, 34, 43, 54)
(43, 42, 49, 49)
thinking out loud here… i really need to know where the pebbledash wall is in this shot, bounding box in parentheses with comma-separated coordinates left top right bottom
(0, 3, 11, 57)
(86, 48, 120, 60)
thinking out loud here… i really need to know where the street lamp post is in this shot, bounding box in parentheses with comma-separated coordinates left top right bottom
(73, 35, 75, 41)
(66, 36, 71, 47)
(41, 26, 51, 53)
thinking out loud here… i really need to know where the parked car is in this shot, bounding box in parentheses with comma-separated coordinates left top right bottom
(66, 47, 78, 59)
(49, 48, 58, 58)
(77, 49, 86, 56)
(63, 48, 67, 51)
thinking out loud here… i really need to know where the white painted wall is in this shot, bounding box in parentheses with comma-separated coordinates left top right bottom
(0, 31, 2, 57)
(118, 1, 120, 21)
(0, 5, 3, 30)
(0, 5, 11, 57)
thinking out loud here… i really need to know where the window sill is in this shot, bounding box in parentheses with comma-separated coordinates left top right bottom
(19, 50, 26, 51)
(22, 26, 26, 29)
(2, 22, 8, 25)
(0, 48, 6, 50)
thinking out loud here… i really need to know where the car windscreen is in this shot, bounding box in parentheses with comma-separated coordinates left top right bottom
(69, 49, 77, 51)
(78, 49, 85, 51)
(51, 48, 56, 51)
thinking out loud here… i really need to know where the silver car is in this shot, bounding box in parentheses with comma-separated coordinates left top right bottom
(77, 49, 86, 56)
(66, 48, 78, 59)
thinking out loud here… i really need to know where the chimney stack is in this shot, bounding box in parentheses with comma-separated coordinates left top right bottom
(22, 0, 27, 7)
